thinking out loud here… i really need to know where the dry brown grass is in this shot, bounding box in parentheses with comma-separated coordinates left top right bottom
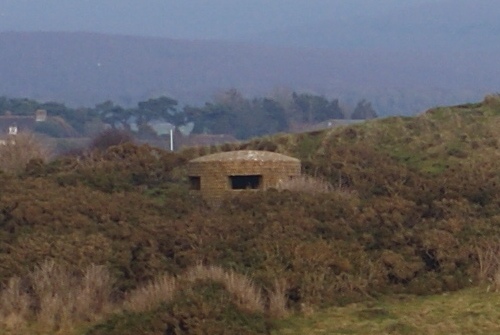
(76, 264, 114, 320)
(124, 264, 288, 316)
(268, 279, 289, 318)
(123, 274, 177, 313)
(31, 260, 73, 330)
(0, 276, 31, 331)
(32, 260, 114, 332)
(0, 132, 52, 174)
(476, 241, 500, 292)
(0, 261, 281, 334)
(276, 174, 358, 201)
(277, 174, 333, 194)
(0, 260, 114, 334)
(185, 264, 265, 313)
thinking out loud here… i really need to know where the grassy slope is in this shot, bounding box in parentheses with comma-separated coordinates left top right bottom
(262, 98, 499, 175)
(274, 287, 500, 335)
(247, 96, 500, 335)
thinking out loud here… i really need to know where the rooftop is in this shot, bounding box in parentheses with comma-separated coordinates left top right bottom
(189, 150, 299, 163)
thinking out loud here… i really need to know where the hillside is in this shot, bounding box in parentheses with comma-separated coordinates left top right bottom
(0, 96, 499, 334)
(0, 31, 496, 115)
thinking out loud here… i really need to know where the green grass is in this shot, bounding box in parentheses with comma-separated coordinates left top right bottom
(273, 287, 500, 335)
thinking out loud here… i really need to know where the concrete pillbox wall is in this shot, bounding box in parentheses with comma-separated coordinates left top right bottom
(187, 150, 301, 205)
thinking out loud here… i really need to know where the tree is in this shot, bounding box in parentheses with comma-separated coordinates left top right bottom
(327, 99, 345, 120)
(0, 97, 39, 116)
(250, 98, 288, 136)
(185, 90, 288, 139)
(186, 103, 238, 136)
(351, 99, 378, 119)
(291, 92, 345, 123)
(95, 101, 132, 130)
(136, 96, 179, 125)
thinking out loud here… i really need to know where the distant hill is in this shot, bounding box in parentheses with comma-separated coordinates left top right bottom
(242, 0, 500, 51)
(0, 31, 497, 115)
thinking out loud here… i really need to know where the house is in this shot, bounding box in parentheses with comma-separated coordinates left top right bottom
(0, 110, 78, 138)
(0, 113, 36, 136)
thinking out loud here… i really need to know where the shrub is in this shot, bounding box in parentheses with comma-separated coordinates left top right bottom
(89, 128, 134, 151)
(483, 94, 500, 109)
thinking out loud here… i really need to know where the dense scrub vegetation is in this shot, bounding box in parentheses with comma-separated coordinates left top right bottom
(0, 96, 499, 334)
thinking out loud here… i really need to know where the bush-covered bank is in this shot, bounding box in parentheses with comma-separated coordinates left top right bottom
(0, 96, 499, 334)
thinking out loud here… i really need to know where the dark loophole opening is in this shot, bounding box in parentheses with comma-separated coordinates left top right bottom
(189, 176, 201, 190)
(229, 175, 262, 190)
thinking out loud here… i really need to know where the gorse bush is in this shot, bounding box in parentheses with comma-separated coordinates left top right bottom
(49, 142, 188, 193)
(89, 128, 134, 151)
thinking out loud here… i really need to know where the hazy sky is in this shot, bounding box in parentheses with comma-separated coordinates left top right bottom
(0, 0, 498, 112)
(0, 0, 427, 39)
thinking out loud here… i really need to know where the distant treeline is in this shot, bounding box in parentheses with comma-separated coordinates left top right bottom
(0, 91, 377, 140)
